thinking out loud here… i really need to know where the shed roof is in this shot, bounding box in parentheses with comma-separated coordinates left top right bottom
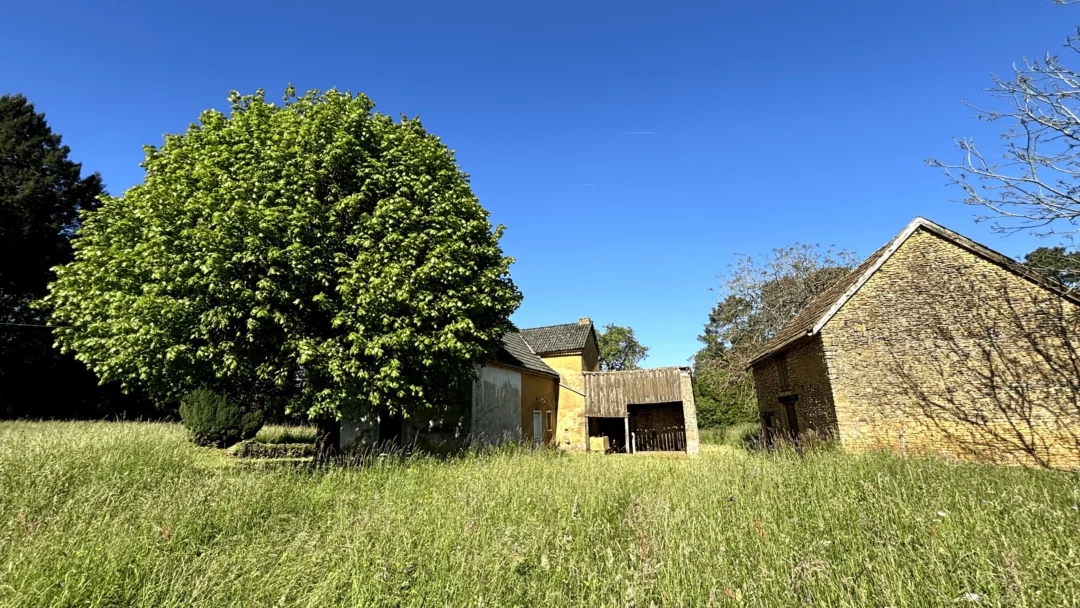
(747, 217, 1080, 367)
(518, 321, 597, 355)
(495, 332, 559, 377)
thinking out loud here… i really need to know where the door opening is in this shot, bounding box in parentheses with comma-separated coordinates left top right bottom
(587, 417, 628, 453)
(532, 410, 543, 444)
(783, 401, 800, 439)
(627, 402, 687, 452)
(378, 406, 404, 445)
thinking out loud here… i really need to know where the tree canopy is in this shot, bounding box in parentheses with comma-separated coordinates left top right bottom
(1024, 246, 1080, 288)
(45, 87, 522, 422)
(0, 94, 148, 417)
(597, 323, 649, 371)
(1, 94, 103, 321)
(694, 244, 855, 427)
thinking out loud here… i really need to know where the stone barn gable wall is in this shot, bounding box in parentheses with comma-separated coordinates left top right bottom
(822, 229, 1080, 468)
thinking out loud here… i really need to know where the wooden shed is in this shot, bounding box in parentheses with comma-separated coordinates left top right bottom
(582, 367, 700, 455)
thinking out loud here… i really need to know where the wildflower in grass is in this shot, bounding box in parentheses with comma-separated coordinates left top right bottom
(936, 510, 947, 518)
(961, 591, 981, 602)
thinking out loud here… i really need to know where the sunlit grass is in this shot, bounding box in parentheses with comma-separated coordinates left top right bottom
(699, 422, 760, 448)
(253, 424, 317, 445)
(1, 420, 1077, 606)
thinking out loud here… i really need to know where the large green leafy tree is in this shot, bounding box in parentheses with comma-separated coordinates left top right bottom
(0, 94, 147, 417)
(46, 88, 522, 428)
(597, 323, 649, 371)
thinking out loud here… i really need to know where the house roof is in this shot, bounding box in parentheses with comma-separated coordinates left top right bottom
(495, 332, 560, 377)
(517, 321, 597, 355)
(747, 216, 1080, 367)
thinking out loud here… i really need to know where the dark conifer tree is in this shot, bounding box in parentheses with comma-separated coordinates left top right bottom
(0, 94, 151, 417)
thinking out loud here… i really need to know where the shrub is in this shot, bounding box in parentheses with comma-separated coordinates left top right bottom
(178, 388, 263, 448)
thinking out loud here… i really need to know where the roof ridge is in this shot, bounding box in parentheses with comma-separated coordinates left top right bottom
(584, 366, 690, 375)
(514, 330, 540, 356)
(747, 216, 1080, 367)
(519, 321, 590, 331)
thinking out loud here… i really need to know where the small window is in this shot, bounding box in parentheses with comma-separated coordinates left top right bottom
(776, 355, 790, 392)
(546, 410, 554, 439)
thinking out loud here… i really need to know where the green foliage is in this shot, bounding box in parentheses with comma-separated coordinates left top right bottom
(0, 94, 103, 317)
(699, 422, 761, 449)
(3, 420, 1080, 606)
(179, 388, 263, 448)
(692, 360, 758, 427)
(0, 94, 153, 418)
(596, 323, 649, 371)
(1024, 246, 1080, 288)
(694, 244, 856, 427)
(45, 87, 521, 420)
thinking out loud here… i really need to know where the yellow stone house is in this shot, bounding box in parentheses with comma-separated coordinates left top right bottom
(342, 317, 700, 455)
(748, 217, 1080, 469)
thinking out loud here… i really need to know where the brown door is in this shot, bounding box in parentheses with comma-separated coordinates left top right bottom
(783, 401, 800, 439)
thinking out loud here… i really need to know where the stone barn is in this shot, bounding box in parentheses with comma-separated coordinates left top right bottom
(748, 217, 1080, 469)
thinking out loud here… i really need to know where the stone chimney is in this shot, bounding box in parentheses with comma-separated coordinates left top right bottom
(578, 317, 592, 326)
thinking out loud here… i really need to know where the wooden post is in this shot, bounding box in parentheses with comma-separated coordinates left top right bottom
(623, 417, 631, 454)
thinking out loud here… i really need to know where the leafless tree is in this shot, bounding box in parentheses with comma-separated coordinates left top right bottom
(928, 22, 1080, 238)
(694, 245, 856, 426)
(706, 244, 858, 366)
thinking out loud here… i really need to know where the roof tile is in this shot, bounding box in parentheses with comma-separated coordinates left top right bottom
(518, 322, 595, 355)
(495, 332, 559, 377)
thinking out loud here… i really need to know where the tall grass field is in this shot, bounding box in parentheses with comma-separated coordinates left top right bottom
(1, 421, 1078, 606)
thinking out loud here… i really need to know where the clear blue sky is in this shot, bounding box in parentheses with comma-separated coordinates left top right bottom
(2, 1, 1073, 366)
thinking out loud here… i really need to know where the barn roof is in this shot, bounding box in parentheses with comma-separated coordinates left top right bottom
(495, 332, 559, 377)
(583, 366, 691, 417)
(747, 217, 1080, 367)
(518, 321, 597, 355)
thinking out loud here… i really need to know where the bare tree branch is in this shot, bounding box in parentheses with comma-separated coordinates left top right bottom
(928, 25, 1080, 238)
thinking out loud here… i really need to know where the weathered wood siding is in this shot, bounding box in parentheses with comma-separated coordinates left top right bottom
(583, 367, 686, 417)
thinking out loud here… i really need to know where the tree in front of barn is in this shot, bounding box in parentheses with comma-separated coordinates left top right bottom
(0, 94, 150, 418)
(694, 244, 856, 427)
(44, 87, 522, 449)
(597, 324, 649, 371)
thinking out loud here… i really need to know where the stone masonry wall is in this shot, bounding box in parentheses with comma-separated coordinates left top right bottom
(823, 229, 1080, 469)
(679, 370, 700, 456)
(752, 334, 838, 439)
